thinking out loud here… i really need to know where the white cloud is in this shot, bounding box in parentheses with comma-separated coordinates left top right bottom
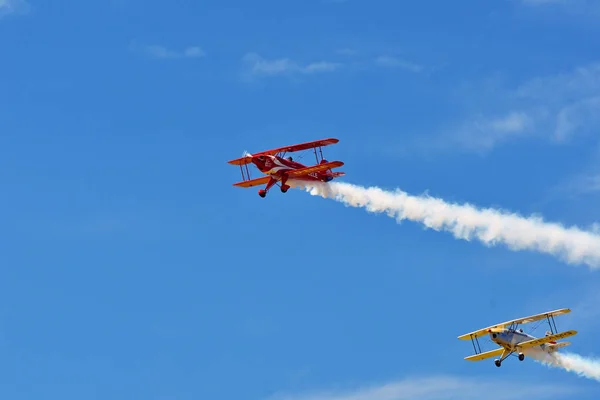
(242, 52, 340, 77)
(558, 170, 600, 195)
(240, 49, 425, 81)
(335, 48, 356, 56)
(432, 62, 600, 153)
(130, 41, 206, 59)
(517, 0, 600, 17)
(514, 63, 600, 143)
(375, 56, 423, 73)
(554, 96, 600, 141)
(521, 0, 568, 4)
(0, 0, 30, 18)
(516, 63, 600, 104)
(441, 110, 538, 153)
(265, 375, 579, 400)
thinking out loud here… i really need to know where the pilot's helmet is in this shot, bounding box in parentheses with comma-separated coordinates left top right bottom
(287, 156, 293, 161)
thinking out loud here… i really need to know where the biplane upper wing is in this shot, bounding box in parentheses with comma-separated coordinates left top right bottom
(227, 138, 340, 165)
(517, 330, 577, 350)
(232, 176, 272, 188)
(458, 326, 506, 341)
(228, 155, 253, 166)
(285, 161, 344, 177)
(464, 348, 505, 362)
(457, 308, 571, 340)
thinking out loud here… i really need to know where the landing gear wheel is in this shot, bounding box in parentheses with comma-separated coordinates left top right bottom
(518, 353, 525, 361)
(280, 185, 289, 193)
(258, 190, 267, 198)
(494, 359, 501, 367)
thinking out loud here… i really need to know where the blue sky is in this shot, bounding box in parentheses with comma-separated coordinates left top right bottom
(2, 0, 600, 398)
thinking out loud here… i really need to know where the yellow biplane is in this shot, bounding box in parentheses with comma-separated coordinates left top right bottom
(458, 308, 577, 367)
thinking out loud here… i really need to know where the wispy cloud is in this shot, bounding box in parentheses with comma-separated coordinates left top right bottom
(265, 375, 579, 400)
(241, 50, 425, 80)
(517, 0, 600, 17)
(375, 56, 423, 73)
(428, 62, 600, 153)
(0, 0, 30, 18)
(570, 173, 600, 194)
(521, 0, 569, 5)
(542, 144, 600, 200)
(242, 53, 340, 77)
(130, 41, 206, 60)
(512, 62, 600, 143)
(451, 111, 538, 152)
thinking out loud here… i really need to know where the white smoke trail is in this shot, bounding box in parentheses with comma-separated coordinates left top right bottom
(289, 181, 600, 269)
(526, 349, 600, 382)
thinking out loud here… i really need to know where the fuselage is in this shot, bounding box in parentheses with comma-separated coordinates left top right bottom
(489, 329, 557, 353)
(251, 154, 334, 182)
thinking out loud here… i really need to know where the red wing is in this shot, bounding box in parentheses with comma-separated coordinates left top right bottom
(286, 161, 344, 177)
(228, 155, 253, 166)
(227, 138, 339, 165)
(232, 176, 272, 188)
(279, 138, 339, 153)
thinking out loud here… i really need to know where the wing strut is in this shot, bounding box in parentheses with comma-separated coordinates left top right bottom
(314, 145, 325, 164)
(547, 314, 558, 334)
(470, 334, 483, 355)
(240, 162, 252, 181)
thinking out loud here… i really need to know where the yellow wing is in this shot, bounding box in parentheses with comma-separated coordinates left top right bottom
(458, 308, 571, 340)
(464, 348, 505, 362)
(517, 330, 577, 350)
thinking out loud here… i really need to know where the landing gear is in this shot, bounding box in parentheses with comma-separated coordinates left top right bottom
(518, 353, 525, 361)
(494, 359, 501, 367)
(257, 177, 278, 198)
(280, 174, 290, 193)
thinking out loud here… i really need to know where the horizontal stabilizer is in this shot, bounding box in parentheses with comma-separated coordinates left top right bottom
(464, 348, 505, 362)
(518, 330, 577, 350)
(548, 342, 570, 352)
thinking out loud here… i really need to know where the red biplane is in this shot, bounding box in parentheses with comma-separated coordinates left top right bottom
(227, 138, 345, 197)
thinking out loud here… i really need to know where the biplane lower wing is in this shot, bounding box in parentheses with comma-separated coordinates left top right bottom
(464, 348, 505, 362)
(286, 161, 344, 177)
(227, 138, 340, 165)
(233, 176, 271, 188)
(457, 308, 571, 340)
(517, 330, 577, 350)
